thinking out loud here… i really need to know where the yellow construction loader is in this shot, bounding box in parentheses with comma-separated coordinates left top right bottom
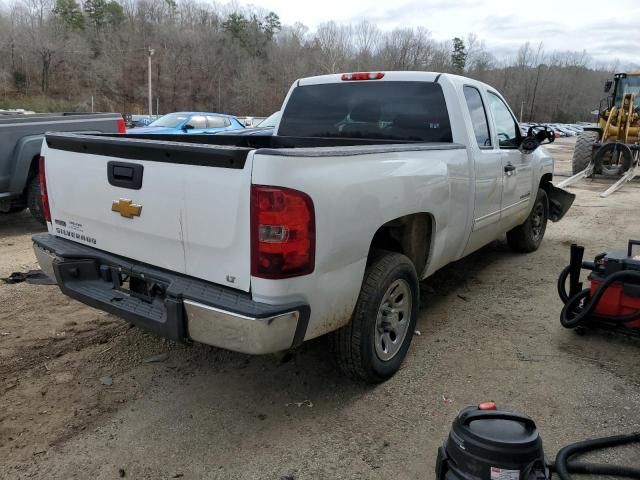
(561, 72, 640, 196)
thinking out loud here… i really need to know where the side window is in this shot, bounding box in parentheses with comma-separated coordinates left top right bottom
(463, 86, 491, 148)
(187, 115, 207, 129)
(487, 92, 519, 148)
(207, 116, 229, 128)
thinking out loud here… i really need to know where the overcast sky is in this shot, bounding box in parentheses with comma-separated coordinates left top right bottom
(237, 0, 640, 67)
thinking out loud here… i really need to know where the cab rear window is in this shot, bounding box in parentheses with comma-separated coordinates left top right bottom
(278, 81, 452, 142)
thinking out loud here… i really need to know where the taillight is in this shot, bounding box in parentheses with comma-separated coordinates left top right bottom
(116, 117, 126, 133)
(38, 156, 51, 223)
(251, 185, 315, 279)
(341, 72, 385, 81)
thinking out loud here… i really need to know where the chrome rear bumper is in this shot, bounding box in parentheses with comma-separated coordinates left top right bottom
(33, 233, 308, 355)
(184, 301, 300, 354)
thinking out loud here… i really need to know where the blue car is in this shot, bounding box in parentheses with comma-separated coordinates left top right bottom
(128, 112, 244, 134)
(218, 111, 280, 136)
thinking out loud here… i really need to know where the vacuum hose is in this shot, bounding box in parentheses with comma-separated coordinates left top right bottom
(553, 432, 640, 479)
(554, 245, 640, 477)
(558, 269, 640, 328)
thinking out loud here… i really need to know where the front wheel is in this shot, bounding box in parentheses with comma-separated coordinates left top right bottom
(507, 188, 548, 253)
(329, 251, 419, 383)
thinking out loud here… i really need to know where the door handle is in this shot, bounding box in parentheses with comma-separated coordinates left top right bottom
(108, 161, 144, 190)
(504, 164, 516, 175)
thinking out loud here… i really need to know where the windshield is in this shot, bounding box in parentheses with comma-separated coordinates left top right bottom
(148, 113, 188, 128)
(278, 81, 452, 142)
(257, 111, 281, 128)
(615, 76, 640, 108)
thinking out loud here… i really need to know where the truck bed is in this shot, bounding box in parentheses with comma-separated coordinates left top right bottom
(46, 132, 464, 165)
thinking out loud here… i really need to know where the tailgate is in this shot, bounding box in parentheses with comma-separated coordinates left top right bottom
(42, 133, 254, 291)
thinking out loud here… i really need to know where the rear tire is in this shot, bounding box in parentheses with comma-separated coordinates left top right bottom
(329, 251, 419, 383)
(572, 131, 598, 174)
(0, 205, 26, 214)
(26, 175, 46, 224)
(507, 188, 548, 253)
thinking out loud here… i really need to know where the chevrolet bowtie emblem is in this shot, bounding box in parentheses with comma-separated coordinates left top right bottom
(111, 199, 142, 218)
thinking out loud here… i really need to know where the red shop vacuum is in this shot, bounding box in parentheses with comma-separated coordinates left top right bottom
(558, 240, 640, 335)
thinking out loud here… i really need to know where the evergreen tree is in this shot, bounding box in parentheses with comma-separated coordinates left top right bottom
(83, 0, 107, 28)
(222, 13, 249, 41)
(83, 0, 123, 29)
(451, 37, 467, 73)
(104, 1, 124, 27)
(264, 12, 281, 39)
(53, 0, 84, 31)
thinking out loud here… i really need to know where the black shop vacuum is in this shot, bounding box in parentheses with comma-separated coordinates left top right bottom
(558, 240, 640, 335)
(436, 402, 640, 479)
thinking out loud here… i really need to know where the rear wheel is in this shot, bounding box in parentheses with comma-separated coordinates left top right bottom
(507, 188, 548, 253)
(0, 203, 26, 214)
(329, 251, 419, 383)
(572, 131, 598, 174)
(26, 175, 46, 224)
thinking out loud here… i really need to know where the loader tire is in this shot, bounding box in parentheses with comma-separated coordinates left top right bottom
(594, 142, 632, 176)
(572, 131, 598, 174)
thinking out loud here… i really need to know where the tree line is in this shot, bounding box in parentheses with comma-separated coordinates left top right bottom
(0, 0, 620, 122)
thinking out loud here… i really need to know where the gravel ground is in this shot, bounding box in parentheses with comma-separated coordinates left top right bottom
(1, 137, 639, 479)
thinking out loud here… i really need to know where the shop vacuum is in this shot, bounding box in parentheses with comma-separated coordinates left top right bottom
(558, 240, 640, 335)
(436, 403, 640, 479)
(435, 241, 640, 478)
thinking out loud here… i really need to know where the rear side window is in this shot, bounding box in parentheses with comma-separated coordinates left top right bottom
(207, 116, 230, 128)
(187, 115, 207, 129)
(463, 86, 491, 148)
(278, 81, 452, 142)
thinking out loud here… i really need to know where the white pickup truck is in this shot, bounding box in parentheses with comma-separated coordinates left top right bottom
(33, 71, 573, 382)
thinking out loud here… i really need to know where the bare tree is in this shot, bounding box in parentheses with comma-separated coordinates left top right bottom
(0, 0, 623, 121)
(315, 21, 352, 73)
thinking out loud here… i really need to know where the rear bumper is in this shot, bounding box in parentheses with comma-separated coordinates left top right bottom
(32, 233, 309, 354)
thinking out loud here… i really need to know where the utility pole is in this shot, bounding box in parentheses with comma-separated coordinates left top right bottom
(147, 47, 155, 117)
(520, 100, 525, 123)
(529, 64, 543, 121)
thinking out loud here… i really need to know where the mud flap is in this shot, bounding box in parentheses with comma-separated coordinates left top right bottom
(548, 184, 575, 222)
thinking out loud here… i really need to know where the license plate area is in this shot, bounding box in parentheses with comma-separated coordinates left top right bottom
(110, 267, 167, 303)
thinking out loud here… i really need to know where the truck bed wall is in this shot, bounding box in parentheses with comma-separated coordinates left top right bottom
(101, 133, 434, 149)
(0, 114, 121, 196)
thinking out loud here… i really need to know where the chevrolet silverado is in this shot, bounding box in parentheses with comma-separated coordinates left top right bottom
(33, 71, 573, 382)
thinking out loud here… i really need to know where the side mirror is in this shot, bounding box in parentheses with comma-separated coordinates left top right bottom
(520, 136, 540, 154)
(604, 79, 613, 93)
(520, 126, 555, 154)
(183, 124, 194, 131)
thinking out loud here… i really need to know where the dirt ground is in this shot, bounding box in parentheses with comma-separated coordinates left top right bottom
(1, 137, 639, 479)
